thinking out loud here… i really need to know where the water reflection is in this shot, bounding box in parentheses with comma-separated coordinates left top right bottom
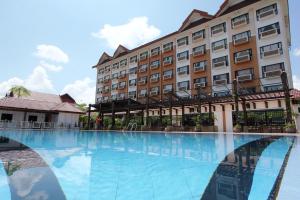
(0, 136, 66, 200)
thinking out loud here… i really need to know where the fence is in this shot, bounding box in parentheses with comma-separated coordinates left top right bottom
(0, 121, 79, 130)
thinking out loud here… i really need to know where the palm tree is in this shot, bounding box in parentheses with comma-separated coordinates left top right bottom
(76, 103, 87, 112)
(9, 86, 31, 98)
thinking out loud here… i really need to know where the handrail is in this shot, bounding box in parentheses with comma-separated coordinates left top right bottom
(0, 120, 79, 130)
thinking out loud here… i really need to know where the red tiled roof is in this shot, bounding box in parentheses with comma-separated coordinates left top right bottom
(0, 91, 84, 114)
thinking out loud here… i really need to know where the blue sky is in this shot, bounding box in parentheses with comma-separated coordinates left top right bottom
(0, 0, 299, 103)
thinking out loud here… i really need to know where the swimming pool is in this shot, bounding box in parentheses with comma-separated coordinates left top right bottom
(0, 130, 298, 200)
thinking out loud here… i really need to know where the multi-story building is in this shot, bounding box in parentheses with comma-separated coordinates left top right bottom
(93, 0, 296, 132)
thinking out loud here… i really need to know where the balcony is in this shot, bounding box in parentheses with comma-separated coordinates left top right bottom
(232, 17, 248, 29)
(139, 68, 147, 73)
(118, 74, 126, 79)
(150, 77, 159, 83)
(177, 56, 188, 62)
(194, 82, 206, 89)
(237, 74, 253, 82)
(194, 65, 205, 72)
(151, 50, 160, 57)
(103, 88, 110, 94)
(212, 27, 224, 36)
(262, 48, 281, 58)
(192, 49, 205, 57)
(192, 33, 204, 42)
(163, 88, 172, 94)
(118, 84, 126, 90)
(178, 70, 188, 75)
(150, 63, 160, 70)
(177, 40, 187, 47)
(138, 79, 147, 85)
(260, 28, 278, 39)
(213, 61, 226, 68)
(178, 86, 188, 91)
(140, 55, 148, 61)
(150, 90, 159, 96)
(258, 7, 276, 20)
(163, 60, 172, 66)
(214, 79, 227, 86)
(163, 45, 173, 52)
(103, 78, 110, 83)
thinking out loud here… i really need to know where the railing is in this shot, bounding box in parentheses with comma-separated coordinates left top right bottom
(0, 121, 79, 130)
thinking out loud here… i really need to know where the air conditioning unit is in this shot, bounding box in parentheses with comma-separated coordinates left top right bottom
(232, 17, 247, 28)
(192, 34, 204, 41)
(233, 37, 249, 46)
(178, 86, 188, 91)
(163, 60, 172, 66)
(194, 65, 205, 72)
(213, 44, 225, 51)
(260, 29, 277, 39)
(258, 8, 276, 20)
(151, 51, 159, 57)
(118, 85, 126, 89)
(139, 68, 147, 73)
(150, 77, 159, 83)
(262, 49, 280, 58)
(194, 82, 206, 89)
(138, 79, 146, 85)
(214, 79, 227, 85)
(177, 56, 187, 61)
(213, 61, 226, 68)
(264, 70, 282, 78)
(235, 54, 250, 63)
(237, 74, 252, 82)
(212, 28, 223, 35)
(177, 40, 187, 47)
(163, 74, 172, 80)
(163, 46, 172, 52)
(193, 49, 205, 57)
(150, 64, 159, 70)
(163, 89, 172, 94)
(178, 70, 188, 75)
(150, 91, 159, 96)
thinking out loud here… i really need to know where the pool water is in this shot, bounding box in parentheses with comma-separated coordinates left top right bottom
(0, 130, 297, 200)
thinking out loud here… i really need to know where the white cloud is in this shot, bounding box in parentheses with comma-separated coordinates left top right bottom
(294, 48, 300, 57)
(293, 75, 300, 89)
(0, 66, 54, 97)
(92, 16, 161, 49)
(39, 60, 63, 72)
(61, 77, 95, 104)
(35, 44, 69, 63)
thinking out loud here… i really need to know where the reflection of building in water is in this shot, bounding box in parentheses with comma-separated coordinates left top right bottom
(201, 137, 290, 200)
(0, 136, 66, 200)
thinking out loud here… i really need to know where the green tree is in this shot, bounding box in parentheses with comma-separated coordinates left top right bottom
(76, 103, 87, 112)
(9, 86, 31, 98)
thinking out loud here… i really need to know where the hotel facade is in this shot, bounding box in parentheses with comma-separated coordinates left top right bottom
(93, 0, 298, 132)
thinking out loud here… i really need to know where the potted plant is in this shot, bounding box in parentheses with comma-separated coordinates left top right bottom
(284, 122, 297, 133)
(233, 124, 242, 133)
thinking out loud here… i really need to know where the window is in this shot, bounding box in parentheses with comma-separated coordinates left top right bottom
(192, 29, 205, 41)
(192, 45, 206, 56)
(214, 91, 230, 97)
(278, 100, 282, 107)
(163, 70, 173, 79)
(163, 56, 173, 65)
(28, 115, 38, 122)
(112, 63, 119, 70)
(98, 69, 104, 74)
(111, 94, 117, 100)
(112, 73, 118, 79)
(177, 65, 189, 75)
(239, 87, 256, 95)
(236, 68, 253, 82)
(130, 56, 138, 63)
(104, 75, 110, 81)
(97, 78, 103, 84)
(150, 60, 160, 69)
(120, 59, 127, 67)
(151, 47, 160, 56)
(140, 51, 148, 60)
(212, 56, 228, 68)
(256, 4, 278, 21)
(177, 81, 190, 90)
(150, 86, 160, 96)
(128, 67, 137, 75)
(231, 13, 249, 28)
(118, 93, 125, 100)
(163, 42, 173, 52)
(211, 23, 226, 36)
(252, 102, 256, 109)
(264, 84, 283, 92)
(119, 81, 126, 89)
(177, 36, 189, 46)
(194, 77, 207, 88)
(265, 101, 269, 109)
(213, 73, 229, 85)
(258, 22, 280, 39)
(128, 91, 137, 98)
(150, 73, 160, 82)
(177, 51, 189, 61)
(212, 39, 227, 51)
(163, 84, 173, 93)
(111, 83, 118, 90)
(262, 63, 284, 78)
(129, 79, 137, 86)
(234, 49, 252, 63)
(139, 89, 147, 97)
(138, 76, 147, 84)
(193, 61, 207, 72)
(260, 42, 283, 58)
(139, 64, 148, 73)
(104, 66, 110, 72)
(119, 70, 126, 78)
(1, 113, 13, 121)
(232, 31, 251, 45)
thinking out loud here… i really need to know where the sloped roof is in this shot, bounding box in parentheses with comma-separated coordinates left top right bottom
(0, 91, 84, 114)
(178, 9, 213, 32)
(92, 52, 112, 68)
(215, 0, 261, 17)
(113, 45, 129, 59)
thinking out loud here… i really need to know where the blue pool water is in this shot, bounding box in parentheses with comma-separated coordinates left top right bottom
(0, 130, 297, 200)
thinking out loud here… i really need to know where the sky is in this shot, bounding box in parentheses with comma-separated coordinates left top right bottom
(0, 0, 299, 104)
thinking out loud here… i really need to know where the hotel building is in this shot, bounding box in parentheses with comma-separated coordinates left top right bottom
(93, 0, 297, 132)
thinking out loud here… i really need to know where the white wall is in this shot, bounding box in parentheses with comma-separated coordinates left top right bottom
(57, 112, 80, 128)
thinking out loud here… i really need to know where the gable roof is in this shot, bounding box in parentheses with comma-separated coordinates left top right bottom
(92, 52, 112, 68)
(215, 0, 261, 17)
(0, 91, 84, 114)
(178, 9, 213, 32)
(113, 45, 129, 59)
